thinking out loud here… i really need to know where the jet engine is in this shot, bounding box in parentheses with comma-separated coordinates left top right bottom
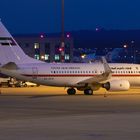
(102, 80, 130, 91)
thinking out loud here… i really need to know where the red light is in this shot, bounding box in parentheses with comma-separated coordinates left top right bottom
(66, 34, 70, 38)
(59, 47, 64, 52)
(59, 48, 63, 52)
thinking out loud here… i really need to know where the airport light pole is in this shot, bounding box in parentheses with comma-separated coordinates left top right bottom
(131, 41, 136, 63)
(60, 0, 65, 63)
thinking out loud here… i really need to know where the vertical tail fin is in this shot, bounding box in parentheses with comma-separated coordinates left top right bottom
(0, 21, 42, 66)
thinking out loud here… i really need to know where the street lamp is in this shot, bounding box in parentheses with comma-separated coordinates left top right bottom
(60, 0, 65, 63)
(131, 40, 135, 63)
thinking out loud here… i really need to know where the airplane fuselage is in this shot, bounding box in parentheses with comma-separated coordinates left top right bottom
(10, 62, 140, 88)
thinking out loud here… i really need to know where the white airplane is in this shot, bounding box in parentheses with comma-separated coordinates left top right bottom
(0, 21, 140, 95)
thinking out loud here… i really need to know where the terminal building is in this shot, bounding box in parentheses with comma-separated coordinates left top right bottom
(14, 34, 74, 63)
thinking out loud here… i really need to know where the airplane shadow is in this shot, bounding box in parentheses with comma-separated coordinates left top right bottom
(29, 93, 140, 99)
(28, 94, 86, 99)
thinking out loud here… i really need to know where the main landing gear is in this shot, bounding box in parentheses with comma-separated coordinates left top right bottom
(84, 89, 93, 95)
(67, 88, 76, 95)
(67, 88, 93, 95)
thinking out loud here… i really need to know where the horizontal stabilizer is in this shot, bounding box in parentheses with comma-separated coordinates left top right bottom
(2, 62, 19, 70)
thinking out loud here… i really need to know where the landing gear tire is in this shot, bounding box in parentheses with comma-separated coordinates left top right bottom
(67, 88, 76, 95)
(84, 89, 93, 95)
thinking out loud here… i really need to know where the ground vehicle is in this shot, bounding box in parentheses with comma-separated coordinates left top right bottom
(0, 77, 39, 87)
(0, 77, 10, 87)
(22, 82, 39, 87)
(15, 81, 39, 87)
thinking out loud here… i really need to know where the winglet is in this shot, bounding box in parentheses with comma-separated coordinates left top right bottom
(101, 56, 112, 77)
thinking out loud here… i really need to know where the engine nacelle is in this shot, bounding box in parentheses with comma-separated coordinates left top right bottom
(102, 80, 130, 91)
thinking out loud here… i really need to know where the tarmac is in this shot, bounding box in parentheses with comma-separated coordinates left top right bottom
(0, 86, 140, 140)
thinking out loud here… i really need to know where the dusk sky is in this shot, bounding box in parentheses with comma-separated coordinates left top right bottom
(1, 0, 140, 34)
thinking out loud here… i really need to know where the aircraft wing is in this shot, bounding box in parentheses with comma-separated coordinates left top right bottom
(77, 57, 112, 84)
